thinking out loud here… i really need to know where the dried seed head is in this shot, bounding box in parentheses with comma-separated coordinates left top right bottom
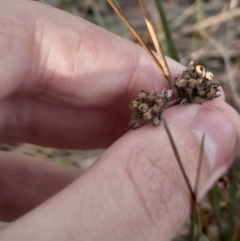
(189, 61, 196, 70)
(205, 71, 213, 81)
(129, 118, 144, 129)
(143, 111, 152, 121)
(196, 65, 205, 78)
(197, 78, 204, 85)
(197, 90, 206, 96)
(138, 90, 148, 100)
(174, 61, 220, 105)
(191, 70, 198, 79)
(187, 78, 197, 88)
(191, 96, 205, 104)
(182, 72, 191, 80)
(185, 87, 193, 96)
(151, 104, 161, 114)
(206, 89, 216, 99)
(147, 93, 156, 102)
(155, 97, 164, 106)
(165, 89, 173, 98)
(152, 116, 161, 126)
(129, 62, 220, 129)
(129, 89, 170, 129)
(131, 109, 142, 119)
(175, 78, 187, 88)
(129, 99, 140, 109)
(138, 103, 149, 112)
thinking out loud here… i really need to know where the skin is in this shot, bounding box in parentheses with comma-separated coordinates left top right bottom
(0, 0, 239, 240)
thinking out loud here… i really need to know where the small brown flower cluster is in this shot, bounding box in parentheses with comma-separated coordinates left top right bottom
(174, 61, 220, 104)
(129, 61, 220, 129)
(129, 89, 172, 129)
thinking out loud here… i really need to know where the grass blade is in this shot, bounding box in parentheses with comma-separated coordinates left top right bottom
(194, 134, 205, 197)
(87, 0, 108, 29)
(224, 176, 238, 241)
(154, 0, 179, 62)
(162, 118, 195, 202)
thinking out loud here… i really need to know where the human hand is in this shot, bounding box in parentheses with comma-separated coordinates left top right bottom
(0, 1, 239, 240)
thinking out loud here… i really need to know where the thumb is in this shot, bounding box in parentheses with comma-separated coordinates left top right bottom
(2, 101, 239, 241)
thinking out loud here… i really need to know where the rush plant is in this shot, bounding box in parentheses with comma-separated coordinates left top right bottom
(107, 0, 221, 240)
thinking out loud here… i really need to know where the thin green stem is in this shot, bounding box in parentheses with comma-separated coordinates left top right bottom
(154, 0, 179, 61)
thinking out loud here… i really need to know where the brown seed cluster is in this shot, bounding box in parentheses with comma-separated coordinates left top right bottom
(174, 61, 220, 104)
(129, 61, 220, 129)
(129, 89, 172, 129)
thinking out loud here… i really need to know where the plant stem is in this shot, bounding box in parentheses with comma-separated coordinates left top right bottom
(154, 0, 179, 62)
(138, 0, 172, 86)
(107, 0, 165, 76)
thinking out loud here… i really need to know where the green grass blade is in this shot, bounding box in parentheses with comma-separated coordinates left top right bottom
(210, 186, 222, 217)
(87, 0, 108, 29)
(64, 0, 73, 13)
(189, 212, 196, 241)
(154, 0, 179, 61)
(224, 176, 238, 241)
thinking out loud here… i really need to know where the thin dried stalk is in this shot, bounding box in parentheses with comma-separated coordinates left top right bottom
(138, 0, 172, 86)
(182, 7, 240, 35)
(162, 118, 195, 202)
(194, 134, 205, 197)
(170, 3, 196, 29)
(107, 0, 165, 75)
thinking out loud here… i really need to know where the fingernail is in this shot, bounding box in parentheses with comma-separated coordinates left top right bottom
(193, 107, 238, 174)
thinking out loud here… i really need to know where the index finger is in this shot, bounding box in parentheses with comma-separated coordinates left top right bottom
(0, 0, 185, 148)
(0, 0, 183, 104)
